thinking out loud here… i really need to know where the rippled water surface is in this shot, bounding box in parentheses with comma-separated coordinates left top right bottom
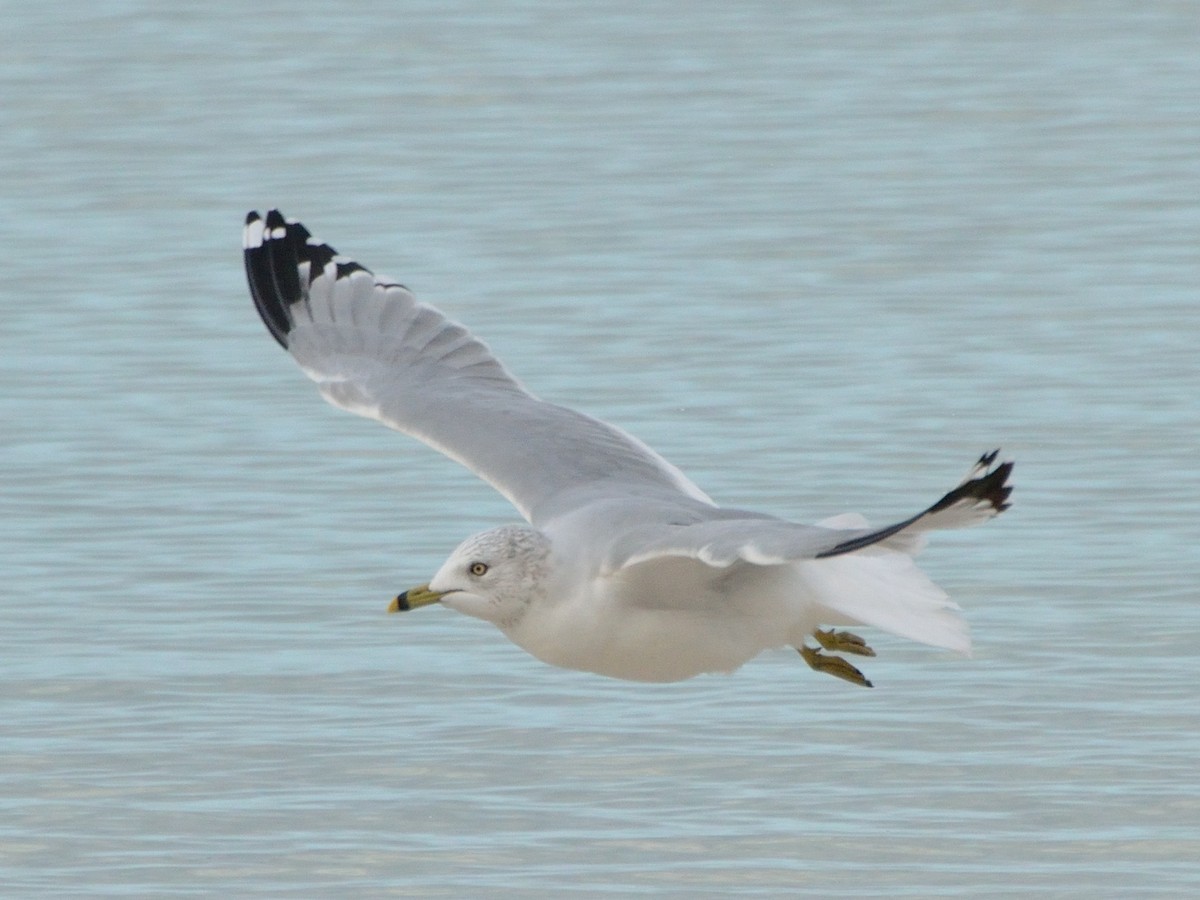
(3, 1, 1198, 896)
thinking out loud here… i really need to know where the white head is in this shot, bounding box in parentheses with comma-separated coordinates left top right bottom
(393, 525, 552, 630)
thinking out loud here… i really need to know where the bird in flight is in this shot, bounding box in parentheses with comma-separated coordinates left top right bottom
(244, 210, 1012, 687)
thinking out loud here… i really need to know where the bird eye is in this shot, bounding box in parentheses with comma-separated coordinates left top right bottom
(469, 562, 488, 577)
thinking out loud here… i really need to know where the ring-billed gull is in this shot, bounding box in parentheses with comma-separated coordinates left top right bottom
(243, 210, 1013, 687)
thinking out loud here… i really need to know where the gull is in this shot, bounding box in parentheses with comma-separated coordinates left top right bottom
(243, 210, 1012, 687)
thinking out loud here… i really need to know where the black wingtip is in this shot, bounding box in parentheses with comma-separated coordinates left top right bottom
(973, 449, 1014, 514)
(244, 209, 288, 348)
(243, 210, 378, 352)
(982, 460, 1015, 514)
(931, 450, 1014, 515)
(814, 450, 1014, 560)
(243, 208, 312, 350)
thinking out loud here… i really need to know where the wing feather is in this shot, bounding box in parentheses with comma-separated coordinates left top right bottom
(606, 451, 1014, 573)
(243, 210, 713, 523)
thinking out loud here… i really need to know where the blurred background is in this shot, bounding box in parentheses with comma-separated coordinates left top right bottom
(2, 1, 1197, 896)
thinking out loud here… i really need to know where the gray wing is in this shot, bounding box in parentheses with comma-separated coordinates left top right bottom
(605, 451, 1014, 572)
(243, 210, 713, 524)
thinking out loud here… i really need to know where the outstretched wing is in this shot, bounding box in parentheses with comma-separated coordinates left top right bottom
(606, 451, 1013, 572)
(243, 210, 713, 524)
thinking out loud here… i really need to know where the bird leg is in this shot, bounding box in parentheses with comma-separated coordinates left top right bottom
(814, 628, 876, 657)
(799, 637, 875, 689)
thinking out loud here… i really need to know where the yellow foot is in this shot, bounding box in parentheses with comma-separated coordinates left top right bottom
(814, 628, 876, 658)
(799, 645, 874, 688)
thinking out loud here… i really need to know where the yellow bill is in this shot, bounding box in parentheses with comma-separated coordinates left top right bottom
(388, 583, 446, 613)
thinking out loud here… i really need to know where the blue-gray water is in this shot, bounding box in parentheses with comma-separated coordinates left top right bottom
(3, 1, 1198, 896)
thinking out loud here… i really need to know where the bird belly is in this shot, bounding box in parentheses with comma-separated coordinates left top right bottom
(504, 582, 789, 682)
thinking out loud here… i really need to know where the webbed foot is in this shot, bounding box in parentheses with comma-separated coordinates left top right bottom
(814, 628, 876, 658)
(798, 645, 874, 688)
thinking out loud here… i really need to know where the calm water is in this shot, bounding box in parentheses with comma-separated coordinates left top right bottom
(3, 1, 1198, 896)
